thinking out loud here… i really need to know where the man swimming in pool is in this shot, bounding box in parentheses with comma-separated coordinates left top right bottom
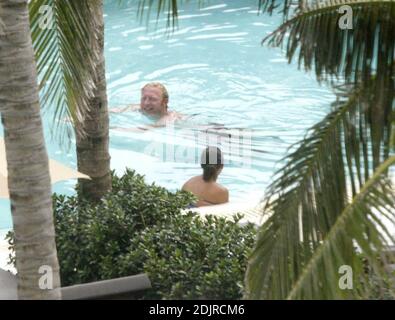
(111, 82, 183, 130)
(110, 82, 240, 136)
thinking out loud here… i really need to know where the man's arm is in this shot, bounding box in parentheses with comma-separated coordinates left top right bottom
(110, 126, 149, 133)
(110, 104, 140, 113)
(110, 123, 161, 132)
(110, 113, 170, 133)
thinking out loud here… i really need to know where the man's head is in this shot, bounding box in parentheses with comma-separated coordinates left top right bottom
(140, 82, 169, 116)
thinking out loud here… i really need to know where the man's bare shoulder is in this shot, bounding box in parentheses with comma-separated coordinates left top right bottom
(170, 110, 184, 118)
(129, 104, 141, 111)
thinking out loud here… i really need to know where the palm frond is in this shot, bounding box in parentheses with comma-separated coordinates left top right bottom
(123, 0, 206, 32)
(258, 0, 313, 18)
(245, 83, 395, 299)
(263, 0, 395, 87)
(287, 155, 395, 299)
(136, 0, 179, 30)
(29, 0, 101, 144)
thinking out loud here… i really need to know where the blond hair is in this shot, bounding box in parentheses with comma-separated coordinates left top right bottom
(142, 82, 169, 102)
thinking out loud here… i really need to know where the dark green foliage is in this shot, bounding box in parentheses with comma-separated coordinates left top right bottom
(9, 169, 256, 299)
(115, 213, 256, 299)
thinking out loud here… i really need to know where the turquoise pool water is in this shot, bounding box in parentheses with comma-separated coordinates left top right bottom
(0, 0, 335, 230)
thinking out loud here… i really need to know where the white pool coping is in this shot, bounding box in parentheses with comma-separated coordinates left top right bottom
(182, 200, 268, 226)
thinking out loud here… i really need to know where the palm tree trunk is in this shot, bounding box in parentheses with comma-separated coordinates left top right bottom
(76, 0, 111, 201)
(0, 0, 61, 299)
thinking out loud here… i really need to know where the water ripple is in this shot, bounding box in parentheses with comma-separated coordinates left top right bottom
(186, 32, 248, 40)
(199, 4, 228, 11)
(144, 64, 210, 80)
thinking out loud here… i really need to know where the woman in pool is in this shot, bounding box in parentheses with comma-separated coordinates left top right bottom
(182, 146, 229, 207)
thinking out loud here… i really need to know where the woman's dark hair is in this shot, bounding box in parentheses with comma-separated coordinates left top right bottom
(201, 146, 224, 182)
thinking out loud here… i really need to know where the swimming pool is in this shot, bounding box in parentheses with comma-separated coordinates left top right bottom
(0, 0, 335, 230)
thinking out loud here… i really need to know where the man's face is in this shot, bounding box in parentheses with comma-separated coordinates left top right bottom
(140, 86, 167, 116)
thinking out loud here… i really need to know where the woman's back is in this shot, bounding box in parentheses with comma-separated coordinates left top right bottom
(182, 175, 229, 207)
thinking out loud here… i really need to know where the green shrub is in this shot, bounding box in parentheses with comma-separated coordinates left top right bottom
(9, 169, 257, 299)
(53, 169, 197, 286)
(115, 213, 256, 299)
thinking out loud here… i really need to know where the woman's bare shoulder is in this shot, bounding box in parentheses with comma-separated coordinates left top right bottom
(214, 182, 228, 193)
(212, 184, 229, 202)
(182, 176, 198, 190)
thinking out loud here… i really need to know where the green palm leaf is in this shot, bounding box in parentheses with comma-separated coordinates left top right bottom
(245, 84, 395, 299)
(135, 0, 179, 30)
(132, 0, 206, 31)
(257, 0, 315, 18)
(287, 155, 395, 299)
(29, 0, 101, 143)
(262, 0, 395, 87)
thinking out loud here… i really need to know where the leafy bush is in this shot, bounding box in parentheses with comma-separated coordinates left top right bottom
(9, 169, 257, 299)
(114, 213, 256, 299)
